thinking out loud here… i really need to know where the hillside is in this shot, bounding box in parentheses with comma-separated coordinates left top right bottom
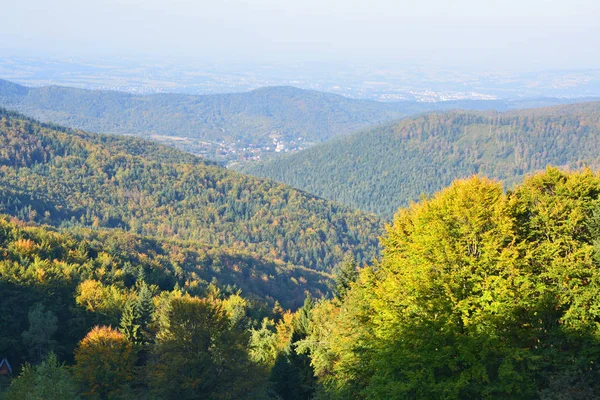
(0, 214, 330, 370)
(0, 78, 593, 164)
(239, 101, 600, 218)
(0, 213, 331, 398)
(0, 108, 383, 271)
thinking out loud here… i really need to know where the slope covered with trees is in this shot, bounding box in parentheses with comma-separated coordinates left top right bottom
(0, 108, 382, 271)
(0, 213, 333, 398)
(0, 79, 438, 162)
(4, 159, 600, 397)
(0, 78, 591, 163)
(240, 102, 600, 218)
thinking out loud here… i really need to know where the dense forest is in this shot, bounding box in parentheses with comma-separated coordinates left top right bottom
(0, 108, 382, 271)
(240, 102, 600, 218)
(3, 88, 600, 399)
(0, 78, 591, 163)
(4, 168, 600, 399)
(0, 213, 332, 399)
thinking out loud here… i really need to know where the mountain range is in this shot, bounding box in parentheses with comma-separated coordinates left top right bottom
(1, 78, 596, 163)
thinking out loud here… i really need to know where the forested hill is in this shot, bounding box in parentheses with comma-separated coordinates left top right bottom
(239, 101, 600, 218)
(0, 78, 595, 163)
(0, 213, 331, 398)
(0, 79, 437, 147)
(0, 108, 383, 271)
(0, 213, 330, 315)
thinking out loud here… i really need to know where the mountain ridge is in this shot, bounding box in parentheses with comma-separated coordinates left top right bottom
(238, 101, 600, 218)
(2, 78, 598, 163)
(0, 107, 383, 271)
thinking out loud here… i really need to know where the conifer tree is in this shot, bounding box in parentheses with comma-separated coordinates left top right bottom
(119, 299, 141, 344)
(333, 254, 359, 300)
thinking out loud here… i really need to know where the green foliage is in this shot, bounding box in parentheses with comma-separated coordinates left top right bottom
(333, 254, 359, 300)
(119, 298, 141, 344)
(270, 296, 317, 400)
(241, 103, 600, 218)
(0, 108, 382, 271)
(307, 169, 600, 399)
(3, 352, 79, 400)
(136, 282, 155, 345)
(21, 303, 58, 363)
(148, 296, 260, 399)
(249, 318, 279, 368)
(0, 104, 386, 400)
(298, 270, 377, 399)
(0, 208, 334, 399)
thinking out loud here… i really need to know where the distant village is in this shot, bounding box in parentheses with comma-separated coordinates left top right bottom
(151, 134, 310, 165)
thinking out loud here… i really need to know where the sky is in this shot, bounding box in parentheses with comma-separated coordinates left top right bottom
(2, 0, 599, 71)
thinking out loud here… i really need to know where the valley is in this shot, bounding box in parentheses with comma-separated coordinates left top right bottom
(2, 52, 600, 400)
(1, 78, 597, 164)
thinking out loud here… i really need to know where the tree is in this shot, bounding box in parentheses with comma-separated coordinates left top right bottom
(148, 296, 258, 399)
(73, 326, 136, 398)
(270, 295, 317, 400)
(21, 303, 58, 363)
(4, 352, 79, 400)
(136, 281, 154, 344)
(222, 292, 248, 328)
(75, 280, 126, 325)
(249, 318, 278, 368)
(314, 171, 600, 399)
(119, 298, 141, 344)
(333, 254, 359, 300)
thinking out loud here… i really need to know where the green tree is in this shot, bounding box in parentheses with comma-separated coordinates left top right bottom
(249, 318, 278, 368)
(136, 281, 154, 344)
(148, 296, 258, 399)
(313, 171, 600, 399)
(270, 296, 317, 400)
(4, 352, 79, 400)
(333, 255, 358, 300)
(21, 303, 58, 363)
(119, 298, 141, 344)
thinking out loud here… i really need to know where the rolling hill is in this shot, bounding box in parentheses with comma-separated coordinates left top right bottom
(0, 78, 595, 163)
(239, 102, 600, 218)
(0, 108, 383, 272)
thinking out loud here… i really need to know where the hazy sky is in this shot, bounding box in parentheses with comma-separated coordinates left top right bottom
(2, 0, 599, 71)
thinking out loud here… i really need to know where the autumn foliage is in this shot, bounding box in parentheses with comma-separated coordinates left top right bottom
(73, 326, 135, 398)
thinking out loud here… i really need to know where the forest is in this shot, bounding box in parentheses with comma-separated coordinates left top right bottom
(240, 102, 600, 218)
(3, 106, 600, 399)
(0, 79, 587, 163)
(0, 108, 382, 271)
(4, 167, 600, 399)
(0, 212, 330, 399)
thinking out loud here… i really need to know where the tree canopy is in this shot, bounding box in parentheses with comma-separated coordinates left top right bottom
(240, 103, 600, 218)
(303, 168, 600, 399)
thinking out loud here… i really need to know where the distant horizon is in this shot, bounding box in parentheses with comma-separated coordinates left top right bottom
(3, 47, 600, 75)
(2, 57, 600, 103)
(3, 73, 600, 102)
(3, 0, 600, 71)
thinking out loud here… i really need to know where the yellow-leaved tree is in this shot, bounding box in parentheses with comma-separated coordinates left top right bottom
(73, 326, 136, 398)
